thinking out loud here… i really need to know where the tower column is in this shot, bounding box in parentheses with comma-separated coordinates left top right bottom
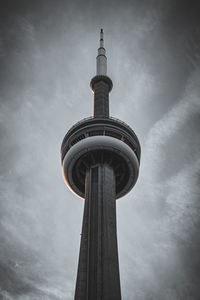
(74, 164, 121, 300)
(61, 29, 141, 300)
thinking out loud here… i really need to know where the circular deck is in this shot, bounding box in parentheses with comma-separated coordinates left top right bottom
(61, 117, 141, 199)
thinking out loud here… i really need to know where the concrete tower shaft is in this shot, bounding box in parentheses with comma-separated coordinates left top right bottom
(74, 164, 121, 300)
(61, 29, 141, 300)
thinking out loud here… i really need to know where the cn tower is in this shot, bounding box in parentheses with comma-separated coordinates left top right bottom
(61, 29, 141, 300)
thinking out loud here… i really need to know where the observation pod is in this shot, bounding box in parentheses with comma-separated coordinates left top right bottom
(61, 29, 141, 300)
(61, 116, 140, 199)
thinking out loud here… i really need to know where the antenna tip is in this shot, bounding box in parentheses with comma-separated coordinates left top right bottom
(99, 28, 104, 48)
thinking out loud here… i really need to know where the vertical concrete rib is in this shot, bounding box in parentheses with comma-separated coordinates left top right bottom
(74, 164, 121, 300)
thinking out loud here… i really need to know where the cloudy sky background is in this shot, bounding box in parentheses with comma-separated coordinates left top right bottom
(0, 0, 200, 299)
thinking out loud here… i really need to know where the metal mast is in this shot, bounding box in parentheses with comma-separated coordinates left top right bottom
(61, 29, 141, 300)
(96, 29, 107, 75)
(92, 28, 112, 118)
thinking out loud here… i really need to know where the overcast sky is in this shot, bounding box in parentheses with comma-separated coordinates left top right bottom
(0, 0, 200, 299)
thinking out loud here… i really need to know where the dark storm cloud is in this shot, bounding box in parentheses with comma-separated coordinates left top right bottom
(0, 0, 200, 299)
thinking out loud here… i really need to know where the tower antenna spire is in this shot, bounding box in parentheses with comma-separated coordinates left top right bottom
(100, 28, 104, 47)
(96, 28, 107, 75)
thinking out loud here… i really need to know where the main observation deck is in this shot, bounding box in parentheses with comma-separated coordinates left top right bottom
(61, 116, 140, 199)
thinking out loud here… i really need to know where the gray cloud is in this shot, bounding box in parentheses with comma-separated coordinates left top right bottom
(0, 0, 200, 299)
